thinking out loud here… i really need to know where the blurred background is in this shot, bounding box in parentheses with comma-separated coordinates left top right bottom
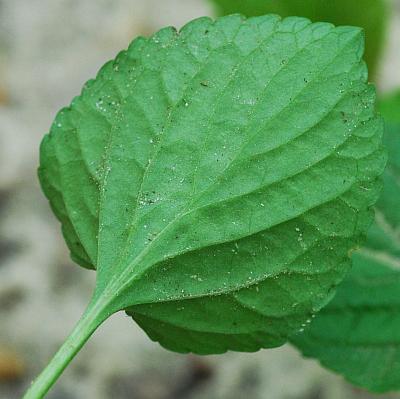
(0, 1, 399, 398)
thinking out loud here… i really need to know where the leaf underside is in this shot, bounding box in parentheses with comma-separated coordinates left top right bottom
(39, 14, 385, 354)
(292, 91, 400, 392)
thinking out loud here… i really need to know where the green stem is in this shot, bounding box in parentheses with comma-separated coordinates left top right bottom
(22, 295, 110, 399)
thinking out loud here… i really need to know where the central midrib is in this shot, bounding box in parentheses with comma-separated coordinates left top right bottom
(92, 22, 368, 312)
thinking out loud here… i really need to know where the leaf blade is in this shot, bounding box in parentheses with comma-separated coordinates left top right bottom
(39, 15, 385, 353)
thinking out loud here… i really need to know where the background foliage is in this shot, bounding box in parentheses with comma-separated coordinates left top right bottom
(292, 91, 400, 392)
(210, 0, 388, 77)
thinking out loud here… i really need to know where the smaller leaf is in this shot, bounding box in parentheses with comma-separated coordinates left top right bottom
(291, 252, 400, 393)
(368, 91, 400, 256)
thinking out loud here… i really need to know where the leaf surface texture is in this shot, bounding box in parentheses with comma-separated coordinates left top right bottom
(39, 15, 385, 354)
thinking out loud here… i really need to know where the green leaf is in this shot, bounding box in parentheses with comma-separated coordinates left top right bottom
(291, 252, 400, 393)
(210, 0, 388, 78)
(39, 15, 385, 355)
(368, 91, 400, 257)
(291, 91, 400, 392)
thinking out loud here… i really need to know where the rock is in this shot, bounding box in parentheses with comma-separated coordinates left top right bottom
(0, 348, 25, 381)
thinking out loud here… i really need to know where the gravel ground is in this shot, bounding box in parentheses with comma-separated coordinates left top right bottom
(0, 1, 399, 398)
